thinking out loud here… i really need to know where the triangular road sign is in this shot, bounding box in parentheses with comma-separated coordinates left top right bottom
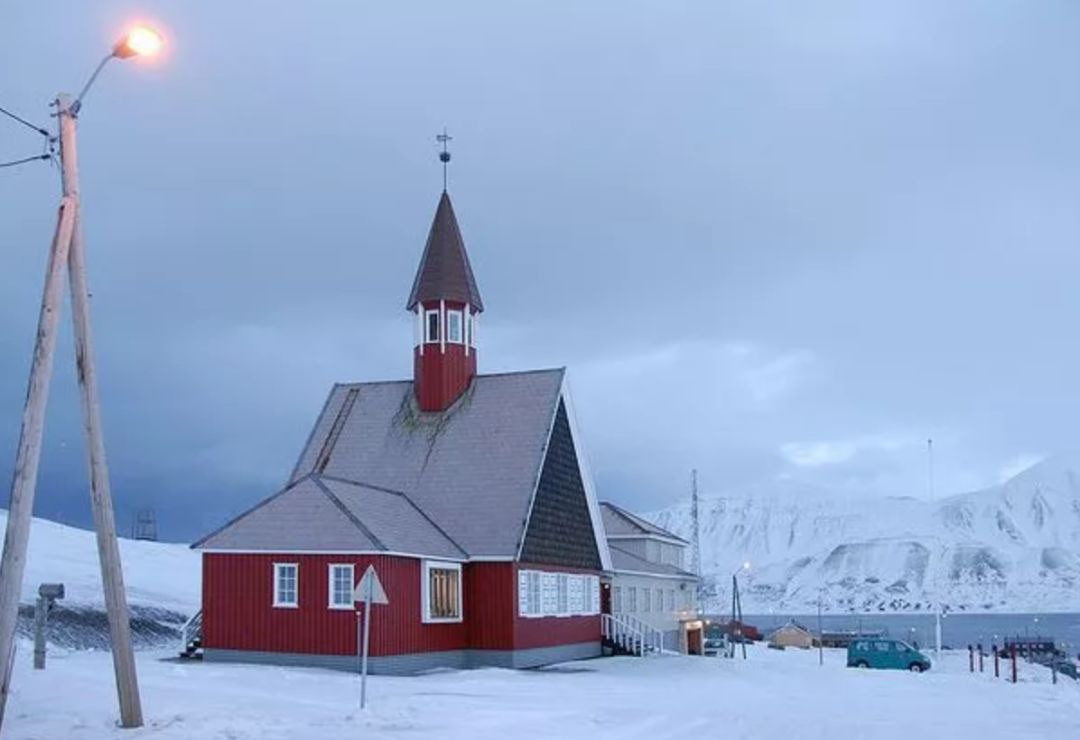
(353, 564, 389, 605)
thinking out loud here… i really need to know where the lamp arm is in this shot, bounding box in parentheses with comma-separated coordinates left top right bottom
(72, 53, 116, 115)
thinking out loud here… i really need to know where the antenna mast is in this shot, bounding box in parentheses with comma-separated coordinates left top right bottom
(690, 469, 701, 577)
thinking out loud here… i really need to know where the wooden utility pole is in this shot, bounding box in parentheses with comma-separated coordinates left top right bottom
(0, 197, 77, 720)
(0, 93, 142, 731)
(58, 93, 142, 727)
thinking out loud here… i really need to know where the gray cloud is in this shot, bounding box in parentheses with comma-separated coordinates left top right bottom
(2, 1, 1078, 539)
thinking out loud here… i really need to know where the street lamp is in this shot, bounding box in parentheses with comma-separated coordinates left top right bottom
(74, 25, 163, 114)
(0, 24, 164, 732)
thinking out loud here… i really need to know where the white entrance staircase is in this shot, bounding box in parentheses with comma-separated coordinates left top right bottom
(601, 613, 664, 656)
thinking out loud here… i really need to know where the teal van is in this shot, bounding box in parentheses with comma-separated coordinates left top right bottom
(847, 639, 931, 672)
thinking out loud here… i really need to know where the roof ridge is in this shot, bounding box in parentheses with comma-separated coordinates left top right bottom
(311, 476, 387, 551)
(316, 474, 469, 558)
(333, 368, 566, 389)
(602, 500, 687, 543)
(393, 490, 470, 558)
(191, 475, 313, 549)
(317, 473, 411, 498)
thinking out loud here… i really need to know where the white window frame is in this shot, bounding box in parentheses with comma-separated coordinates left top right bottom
(568, 575, 584, 614)
(327, 563, 354, 610)
(527, 570, 542, 616)
(273, 562, 299, 608)
(446, 309, 464, 344)
(425, 309, 441, 344)
(469, 313, 477, 347)
(613, 585, 622, 613)
(421, 560, 463, 624)
(519, 570, 600, 618)
(556, 573, 569, 615)
(628, 586, 637, 613)
(518, 569, 542, 617)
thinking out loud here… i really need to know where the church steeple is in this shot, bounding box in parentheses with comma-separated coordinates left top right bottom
(406, 192, 484, 313)
(409, 138, 484, 412)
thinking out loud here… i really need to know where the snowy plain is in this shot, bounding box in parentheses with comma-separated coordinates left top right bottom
(5, 643, 1079, 739)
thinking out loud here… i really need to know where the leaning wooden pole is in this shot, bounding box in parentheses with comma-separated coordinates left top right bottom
(0, 197, 78, 728)
(57, 93, 143, 728)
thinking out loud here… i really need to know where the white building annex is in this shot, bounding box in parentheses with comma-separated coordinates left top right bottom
(599, 502, 701, 653)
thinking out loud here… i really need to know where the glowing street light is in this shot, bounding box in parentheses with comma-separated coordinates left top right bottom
(114, 25, 164, 59)
(75, 24, 165, 113)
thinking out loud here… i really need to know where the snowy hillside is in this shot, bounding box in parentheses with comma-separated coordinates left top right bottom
(646, 454, 1080, 614)
(0, 510, 200, 648)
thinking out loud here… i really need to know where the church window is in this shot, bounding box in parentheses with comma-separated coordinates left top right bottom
(425, 309, 440, 343)
(447, 310, 463, 343)
(422, 561, 462, 623)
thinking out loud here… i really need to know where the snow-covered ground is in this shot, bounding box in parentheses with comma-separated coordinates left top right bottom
(0, 510, 199, 611)
(648, 453, 1080, 613)
(5, 644, 1078, 739)
(0, 509, 200, 649)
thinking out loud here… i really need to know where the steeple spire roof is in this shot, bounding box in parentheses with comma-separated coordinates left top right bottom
(406, 191, 484, 312)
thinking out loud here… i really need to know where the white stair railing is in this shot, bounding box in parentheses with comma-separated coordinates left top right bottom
(178, 609, 203, 656)
(602, 613, 664, 656)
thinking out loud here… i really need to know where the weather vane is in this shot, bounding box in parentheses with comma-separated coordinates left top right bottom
(437, 127, 452, 191)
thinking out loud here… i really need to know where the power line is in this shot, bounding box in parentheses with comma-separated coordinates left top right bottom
(0, 153, 50, 169)
(0, 104, 49, 138)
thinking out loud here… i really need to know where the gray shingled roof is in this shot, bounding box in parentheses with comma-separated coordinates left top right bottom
(194, 475, 467, 558)
(199, 369, 567, 558)
(406, 191, 484, 311)
(607, 544, 698, 579)
(600, 501, 689, 544)
(319, 477, 466, 559)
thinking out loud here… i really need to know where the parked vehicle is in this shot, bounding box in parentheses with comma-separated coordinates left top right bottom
(847, 639, 931, 672)
(703, 626, 728, 657)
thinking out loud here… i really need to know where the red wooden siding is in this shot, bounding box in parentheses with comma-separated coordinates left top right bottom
(202, 555, 601, 657)
(202, 553, 467, 656)
(414, 300, 477, 412)
(464, 562, 516, 649)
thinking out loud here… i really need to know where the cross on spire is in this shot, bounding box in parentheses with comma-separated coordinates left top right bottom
(437, 127, 452, 192)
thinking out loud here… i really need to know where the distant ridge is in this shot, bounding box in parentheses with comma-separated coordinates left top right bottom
(646, 454, 1080, 613)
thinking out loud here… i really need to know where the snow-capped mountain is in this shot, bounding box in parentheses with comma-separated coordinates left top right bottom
(646, 454, 1080, 614)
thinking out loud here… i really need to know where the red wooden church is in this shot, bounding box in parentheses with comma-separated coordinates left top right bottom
(193, 186, 613, 674)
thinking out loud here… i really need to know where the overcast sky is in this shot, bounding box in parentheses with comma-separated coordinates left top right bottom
(2, 1, 1079, 541)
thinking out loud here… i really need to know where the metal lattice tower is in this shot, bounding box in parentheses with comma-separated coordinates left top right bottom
(132, 509, 157, 542)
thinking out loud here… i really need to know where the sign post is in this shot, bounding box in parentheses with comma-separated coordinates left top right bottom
(353, 565, 388, 711)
